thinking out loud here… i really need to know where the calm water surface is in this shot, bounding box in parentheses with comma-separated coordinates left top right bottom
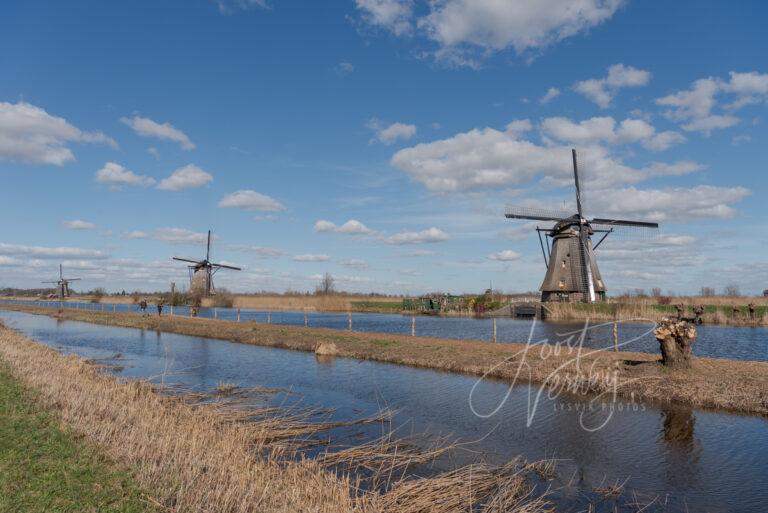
(4, 300, 767, 362)
(1, 309, 766, 513)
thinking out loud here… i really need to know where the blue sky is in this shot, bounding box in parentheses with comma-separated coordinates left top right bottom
(1, 0, 766, 295)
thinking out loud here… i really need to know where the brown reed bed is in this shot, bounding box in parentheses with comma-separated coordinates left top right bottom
(0, 323, 553, 513)
(2, 303, 767, 417)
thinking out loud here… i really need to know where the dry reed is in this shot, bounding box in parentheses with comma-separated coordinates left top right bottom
(0, 323, 552, 513)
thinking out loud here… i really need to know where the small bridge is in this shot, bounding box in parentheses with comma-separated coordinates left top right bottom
(485, 302, 550, 320)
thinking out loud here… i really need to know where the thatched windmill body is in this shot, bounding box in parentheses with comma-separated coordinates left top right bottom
(42, 264, 81, 299)
(172, 230, 241, 297)
(505, 150, 659, 303)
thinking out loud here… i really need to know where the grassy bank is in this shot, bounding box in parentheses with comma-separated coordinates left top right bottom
(0, 322, 553, 513)
(2, 303, 766, 417)
(0, 363, 154, 512)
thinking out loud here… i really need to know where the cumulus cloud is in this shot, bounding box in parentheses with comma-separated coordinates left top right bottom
(488, 250, 521, 261)
(63, 220, 96, 230)
(120, 115, 195, 150)
(218, 190, 285, 212)
(427, 0, 623, 64)
(0, 101, 115, 165)
(0, 243, 109, 259)
(574, 64, 651, 108)
(355, 0, 413, 36)
(314, 219, 372, 234)
(539, 87, 560, 104)
(124, 228, 209, 244)
(384, 227, 449, 245)
(95, 162, 156, 188)
(392, 120, 698, 194)
(655, 71, 768, 134)
(541, 116, 686, 151)
(367, 118, 417, 145)
(215, 0, 269, 14)
(293, 254, 331, 262)
(588, 185, 751, 221)
(156, 164, 213, 191)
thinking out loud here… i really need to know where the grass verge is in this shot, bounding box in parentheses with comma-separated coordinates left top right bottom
(0, 363, 154, 513)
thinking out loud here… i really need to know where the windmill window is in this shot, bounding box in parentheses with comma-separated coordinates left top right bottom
(558, 280, 565, 288)
(561, 260, 566, 268)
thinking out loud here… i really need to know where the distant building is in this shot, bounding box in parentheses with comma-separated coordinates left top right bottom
(764, 289, 768, 297)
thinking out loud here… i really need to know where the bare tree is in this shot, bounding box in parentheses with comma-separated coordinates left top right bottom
(651, 287, 662, 298)
(316, 273, 336, 295)
(700, 286, 716, 297)
(723, 283, 741, 297)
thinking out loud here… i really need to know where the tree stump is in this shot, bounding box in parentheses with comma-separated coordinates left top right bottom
(654, 319, 697, 368)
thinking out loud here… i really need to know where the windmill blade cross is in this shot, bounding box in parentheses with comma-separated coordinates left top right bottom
(505, 206, 572, 223)
(173, 257, 203, 264)
(590, 218, 659, 229)
(572, 149, 584, 219)
(211, 262, 242, 271)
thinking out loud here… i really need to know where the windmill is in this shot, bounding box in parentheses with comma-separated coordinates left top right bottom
(42, 264, 81, 299)
(172, 230, 241, 296)
(505, 149, 659, 303)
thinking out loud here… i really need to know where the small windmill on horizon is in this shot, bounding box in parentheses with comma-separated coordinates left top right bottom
(172, 230, 241, 296)
(42, 264, 81, 299)
(505, 149, 659, 303)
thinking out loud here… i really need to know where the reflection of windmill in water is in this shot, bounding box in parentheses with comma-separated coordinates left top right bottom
(505, 149, 659, 303)
(172, 230, 241, 296)
(42, 264, 81, 299)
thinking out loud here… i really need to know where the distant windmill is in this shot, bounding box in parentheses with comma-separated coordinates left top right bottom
(505, 149, 659, 303)
(172, 230, 241, 296)
(42, 264, 81, 299)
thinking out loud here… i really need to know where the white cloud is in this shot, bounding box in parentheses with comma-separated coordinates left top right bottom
(588, 185, 751, 221)
(226, 245, 285, 258)
(156, 164, 213, 191)
(314, 219, 372, 234)
(124, 228, 209, 245)
(541, 116, 685, 151)
(488, 250, 521, 261)
(384, 227, 449, 245)
(63, 220, 96, 230)
(218, 190, 285, 212)
(368, 118, 417, 145)
(293, 254, 331, 262)
(656, 71, 768, 134)
(539, 87, 560, 104)
(0, 101, 115, 165)
(120, 115, 195, 150)
(355, 0, 413, 36)
(334, 61, 355, 75)
(574, 64, 651, 108)
(95, 162, 156, 188)
(0, 243, 108, 259)
(392, 120, 698, 194)
(402, 249, 436, 257)
(419, 0, 624, 59)
(216, 0, 269, 14)
(340, 258, 369, 269)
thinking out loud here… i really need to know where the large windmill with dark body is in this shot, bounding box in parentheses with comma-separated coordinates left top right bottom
(505, 150, 659, 303)
(172, 230, 241, 296)
(42, 264, 81, 299)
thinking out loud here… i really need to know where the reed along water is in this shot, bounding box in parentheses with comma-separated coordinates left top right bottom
(1, 309, 766, 513)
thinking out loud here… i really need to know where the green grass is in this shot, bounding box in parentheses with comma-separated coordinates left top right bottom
(0, 364, 156, 513)
(350, 301, 403, 312)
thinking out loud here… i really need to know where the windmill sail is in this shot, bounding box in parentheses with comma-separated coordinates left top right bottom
(503, 150, 658, 303)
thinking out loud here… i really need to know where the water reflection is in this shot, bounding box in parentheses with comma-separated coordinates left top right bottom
(1, 310, 766, 513)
